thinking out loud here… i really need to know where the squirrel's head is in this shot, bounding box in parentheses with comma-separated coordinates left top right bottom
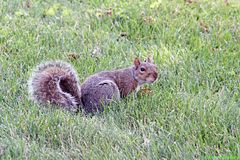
(133, 57, 158, 85)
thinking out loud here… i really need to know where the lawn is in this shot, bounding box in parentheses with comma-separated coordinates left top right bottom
(0, 0, 240, 159)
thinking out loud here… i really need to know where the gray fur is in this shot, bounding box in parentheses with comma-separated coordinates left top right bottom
(81, 78, 120, 113)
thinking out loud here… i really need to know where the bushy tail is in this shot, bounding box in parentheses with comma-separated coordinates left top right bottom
(28, 61, 82, 111)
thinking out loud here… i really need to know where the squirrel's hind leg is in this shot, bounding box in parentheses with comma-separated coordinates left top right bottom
(81, 80, 120, 113)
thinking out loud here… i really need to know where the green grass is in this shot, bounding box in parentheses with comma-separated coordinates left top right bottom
(0, 0, 240, 159)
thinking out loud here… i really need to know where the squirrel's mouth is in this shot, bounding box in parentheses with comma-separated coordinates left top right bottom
(148, 80, 156, 83)
(145, 79, 156, 84)
(146, 76, 158, 84)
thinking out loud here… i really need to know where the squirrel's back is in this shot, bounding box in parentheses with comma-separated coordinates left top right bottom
(28, 61, 82, 111)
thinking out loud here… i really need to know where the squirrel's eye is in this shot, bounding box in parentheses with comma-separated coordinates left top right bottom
(140, 67, 145, 72)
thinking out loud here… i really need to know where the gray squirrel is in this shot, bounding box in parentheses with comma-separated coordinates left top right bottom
(28, 57, 158, 113)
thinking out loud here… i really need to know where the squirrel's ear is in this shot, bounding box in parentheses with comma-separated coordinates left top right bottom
(145, 56, 154, 63)
(134, 58, 141, 68)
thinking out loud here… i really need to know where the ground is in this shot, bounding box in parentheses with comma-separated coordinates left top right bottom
(0, 0, 240, 159)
